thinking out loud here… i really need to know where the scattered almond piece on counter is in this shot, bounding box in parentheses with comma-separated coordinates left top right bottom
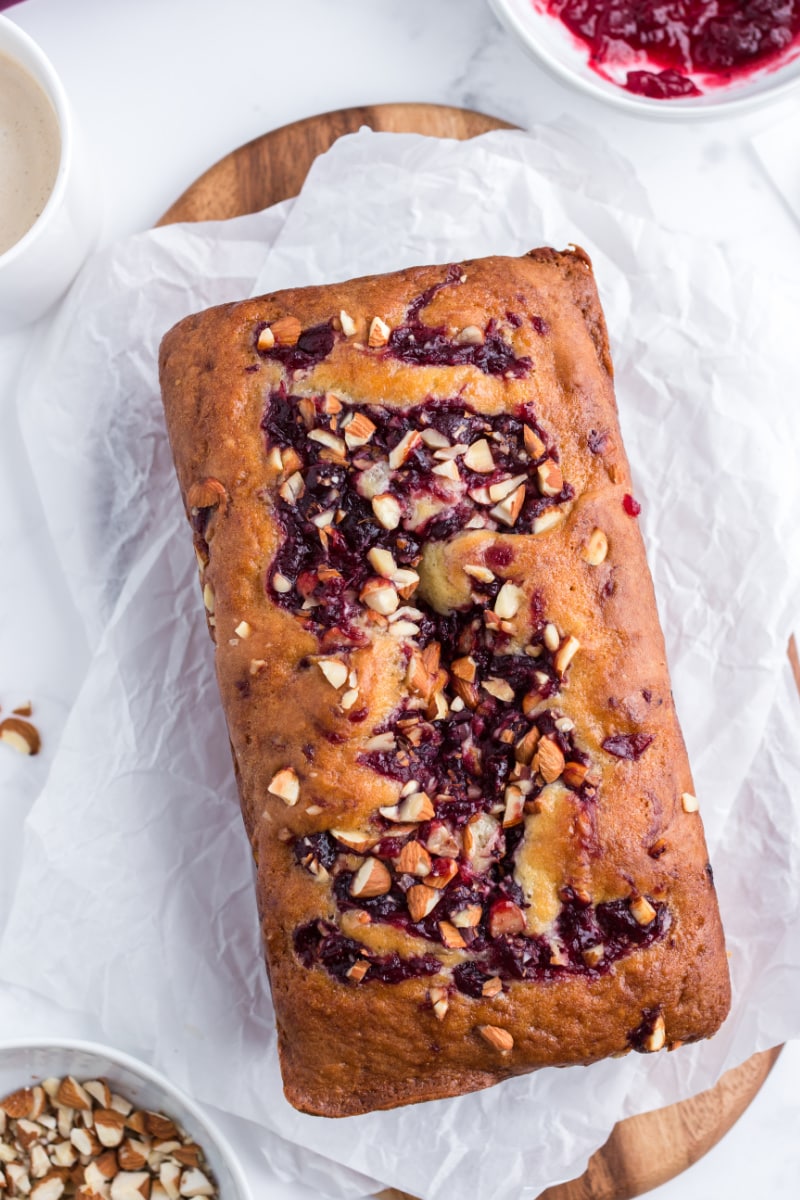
(0, 1077, 219, 1198)
(0, 709, 41, 756)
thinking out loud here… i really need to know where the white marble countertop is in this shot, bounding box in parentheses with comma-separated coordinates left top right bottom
(1, 0, 798, 1196)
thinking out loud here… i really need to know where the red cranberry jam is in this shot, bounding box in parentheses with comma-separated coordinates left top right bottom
(262, 393, 572, 640)
(544, 0, 800, 98)
(258, 334, 668, 989)
(388, 265, 537, 376)
(294, 920, 441, 985)
(256, 266, 540, 378)
(602, 732, 654, 760)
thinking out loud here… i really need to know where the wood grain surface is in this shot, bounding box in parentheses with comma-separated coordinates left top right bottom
(159, 101, 792, 1200)
(158, 103, 512, 226)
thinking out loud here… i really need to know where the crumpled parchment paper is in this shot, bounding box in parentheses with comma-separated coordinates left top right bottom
(2, 123, 800, 1200)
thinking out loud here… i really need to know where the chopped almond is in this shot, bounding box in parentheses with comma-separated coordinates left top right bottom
(583, 528, 608, 565)
(533, 508, 564, 535)
(478, 1025, 514, 1053)
(426, 858, 459, 889)
(317, 658, 348, 689)
(278, 471, 305, 505)
(350, 858, 392, 899)
(368, 316, 391, 348)
(463, 563, 495, 583)
(494, 581, 524, 620)
(488, 900, 525, 937)
(455, 325, 483, 345)
(537, 459, 564, 497)
(330, 828, 378, 853)
(438, 921, 466, 949)
(515, 725, 540, 765)
(267, 767, 300, 806)
(488, 473, 527, 503)
(344, 411, 377, 449)
(523, 425, 546, 458)
(396, 841, 432, 877)
(483, 678, 514, 702)
(562, 761, 589, 789)
(491, 484, 526, 527)
(270, 315, 301, 346)
(407, 884, 440, 922)
(339, 310, 357, 337)
(630, 895, 657, 926)
(451, 904, 483, 928)
(388, 429, 423, 469)
(367, 546, 396, 577)
(396, 791, 435, 823)
(543, 622, 560, 652)
(644, 1014, 667, 1053)
(359, 577, 399, 616)
(424, 823, 460, 858)
(272, 572, 293, 594)
(429, 986, 449, 1021)
(463, 439, 495, 474)
(93, 1108, 125, 1148)
(583, 944, 605, 968)
(463, 812, 501, 874)
(186, 477, 226, 512)
(451, 655, 477, 683)
(533, 737, 565, 783)
(554, 635, 580, 676)
(55, 1078, 90, 1111)
(371, 492, 402, 530)
(502, 785, 525, 827)
(451, 677, 480, 710)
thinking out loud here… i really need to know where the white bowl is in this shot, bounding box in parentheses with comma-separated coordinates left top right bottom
(0, 1039, 252, 1200)
(0, 15, 98, 330)
(488, 0, 800, 119)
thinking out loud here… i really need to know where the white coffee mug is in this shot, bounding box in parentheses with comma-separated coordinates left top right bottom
(0, 15, 97, 332)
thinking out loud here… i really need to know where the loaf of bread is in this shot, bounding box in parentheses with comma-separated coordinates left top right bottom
(159, 249, 730, 1118)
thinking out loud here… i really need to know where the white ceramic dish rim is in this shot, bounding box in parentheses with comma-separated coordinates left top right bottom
(488, 0, 800, 120)
(0, 1037, 253, 1200)
(0, 14, 71, 266)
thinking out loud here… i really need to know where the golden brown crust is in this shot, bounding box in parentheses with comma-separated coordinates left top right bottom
(159, 250, 730, 1118)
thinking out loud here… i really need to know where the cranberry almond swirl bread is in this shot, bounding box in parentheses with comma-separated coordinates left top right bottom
(159, 249, 730, 1117)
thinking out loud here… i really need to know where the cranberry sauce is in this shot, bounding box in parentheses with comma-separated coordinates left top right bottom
(262, 392, 572, 640)
(602, 732, 654, 760)
(293, 920, 441, 985)
(360, 655, 588, 820)
(557, 889, 670, 968)
(264, 391, 667, 987)
(625, 69, 701, 97)
(388, 321, 533, 377)
(286, 581, 666, 984)
(386, 264, 537, 377)
(545, 0, 800, 98)
(256, 320, 336, 373)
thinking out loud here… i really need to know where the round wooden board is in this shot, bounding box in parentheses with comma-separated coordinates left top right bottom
(159, 101, 786, 1200)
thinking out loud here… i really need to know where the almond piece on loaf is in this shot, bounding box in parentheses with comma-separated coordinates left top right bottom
(159, 248, 730, 1117)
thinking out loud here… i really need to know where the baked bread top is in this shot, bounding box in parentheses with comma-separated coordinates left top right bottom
(159, 249, 730, 1117)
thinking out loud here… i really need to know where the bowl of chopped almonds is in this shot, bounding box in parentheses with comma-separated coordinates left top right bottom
(0, 1040, 252, 1199)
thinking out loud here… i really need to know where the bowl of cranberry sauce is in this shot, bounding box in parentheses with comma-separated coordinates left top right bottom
(488, 0, 800, 115)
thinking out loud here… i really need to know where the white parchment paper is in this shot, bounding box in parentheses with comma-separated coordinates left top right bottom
(2, 124, 800, 1200)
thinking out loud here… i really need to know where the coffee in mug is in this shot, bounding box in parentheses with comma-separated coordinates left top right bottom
(0, 15, 97, 330)
(0, 50, 61, 255)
